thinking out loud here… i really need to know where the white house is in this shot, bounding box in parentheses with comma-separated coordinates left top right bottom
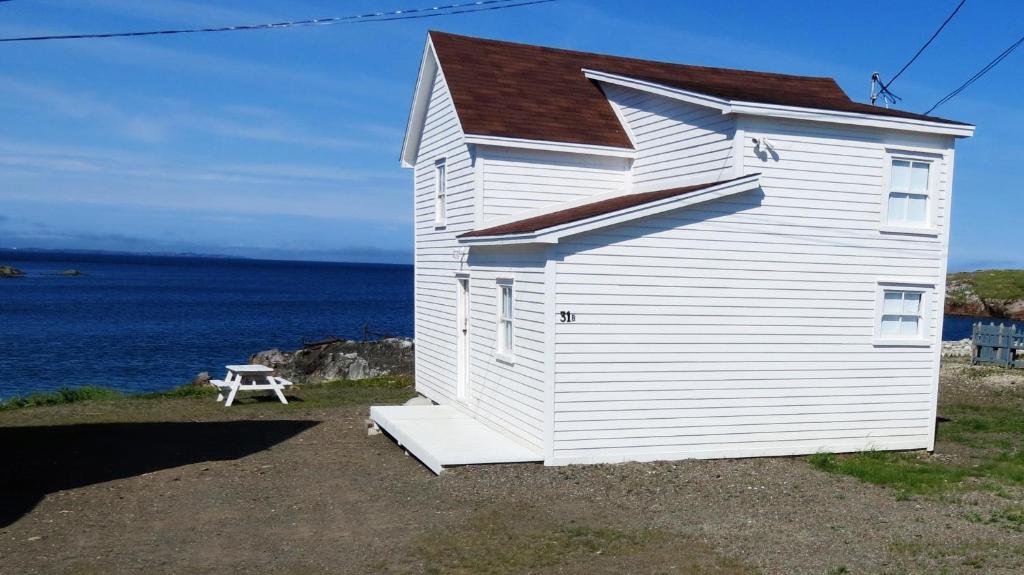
(373, 31, 974, 472)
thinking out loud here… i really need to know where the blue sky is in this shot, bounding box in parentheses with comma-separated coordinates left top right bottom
(0, 0, 1020, 269)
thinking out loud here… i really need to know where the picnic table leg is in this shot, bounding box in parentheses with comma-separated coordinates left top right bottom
(268, 376, 288, 405)
(224, 376, 241, 407)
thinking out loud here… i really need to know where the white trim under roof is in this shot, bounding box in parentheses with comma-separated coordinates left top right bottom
(400, 36, 468, 168)
(582, 69, 976, 138)
(459, 173, 761, 246)
(463, 134, 636, 159)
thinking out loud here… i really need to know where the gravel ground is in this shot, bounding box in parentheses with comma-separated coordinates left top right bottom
(0, 363, 1022, 574)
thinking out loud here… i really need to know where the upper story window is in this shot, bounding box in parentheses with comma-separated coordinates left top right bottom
(434, 159, 447, 227)
(882, 154, 936, 233)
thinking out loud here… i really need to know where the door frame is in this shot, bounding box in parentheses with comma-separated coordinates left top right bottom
(455, 274, 471, 402)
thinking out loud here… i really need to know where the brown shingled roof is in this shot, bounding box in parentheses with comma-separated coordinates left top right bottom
(460, 175, 756, 239)
(429, 32, 968, 149)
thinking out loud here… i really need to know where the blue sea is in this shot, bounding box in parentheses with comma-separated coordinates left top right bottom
(1, 251, 412, 399)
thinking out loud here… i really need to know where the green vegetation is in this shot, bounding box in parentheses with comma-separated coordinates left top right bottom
(809, 398, 1024, 497)
(0, 376, 416, 411)
(949, 269, 1024, 301)
(0, 386, 123, 410)
(410, 511, 751, 575)
(808, 451, 972, 496)
(939, 403, 1024, 449)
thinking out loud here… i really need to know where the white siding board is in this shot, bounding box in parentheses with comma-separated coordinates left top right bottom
(604, 83, 736, 186)
(480, 148, 627, 221)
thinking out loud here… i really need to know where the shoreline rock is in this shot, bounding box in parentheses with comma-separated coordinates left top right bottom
(0, 265, 25, 278)
(942, 338, 972, 357)
(250, 337, 414, 384)
(946, 271, 1024, 320)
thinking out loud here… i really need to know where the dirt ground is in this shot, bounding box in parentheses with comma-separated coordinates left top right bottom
(1, 366, 1022, 575)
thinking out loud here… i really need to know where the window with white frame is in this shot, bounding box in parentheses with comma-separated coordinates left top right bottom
(497, 281, 514, 356)
(885, 158, 931, 227)
(434, 160, 447, 226)
(880, 290, 923, 338)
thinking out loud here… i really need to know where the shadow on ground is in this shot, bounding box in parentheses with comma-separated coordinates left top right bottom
(0, 420, 318, 527)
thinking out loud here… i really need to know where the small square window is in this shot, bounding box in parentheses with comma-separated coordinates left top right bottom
(875, 285, 930, 345)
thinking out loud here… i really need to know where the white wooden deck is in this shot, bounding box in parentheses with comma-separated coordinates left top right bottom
(369, 405, 542, 474)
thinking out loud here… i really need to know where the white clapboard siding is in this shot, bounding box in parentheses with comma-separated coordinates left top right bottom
(549, 116, 953, 465)
(413, 67, 471, 406)
(412, 68, 548, 451)
(604, 83, 735, 186)
(480, 148, 628, 221)
(460, 245, 550, 449)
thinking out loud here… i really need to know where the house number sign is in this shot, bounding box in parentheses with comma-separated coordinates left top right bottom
(559, 310, 577, 323)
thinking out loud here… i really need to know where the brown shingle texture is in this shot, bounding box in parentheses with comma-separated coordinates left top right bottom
(430, 32, 968, 149)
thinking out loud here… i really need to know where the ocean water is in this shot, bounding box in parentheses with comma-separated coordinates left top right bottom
(943, 315, 1024, 341)
(0, 251, 412, 398)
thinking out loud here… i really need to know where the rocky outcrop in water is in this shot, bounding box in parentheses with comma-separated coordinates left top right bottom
(0, 266, 25, 278)
(250, 337, 414, 384)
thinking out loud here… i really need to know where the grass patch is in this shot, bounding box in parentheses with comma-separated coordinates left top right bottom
(810, 449, 1024, 496)
(0, 386, 122, 410)
(0, 376, 416, 411)
(407, 512, 751, 575)
(950, 269, 1024, 301)
(939, 403, 1024, 448)
(809, 451, 972, 496)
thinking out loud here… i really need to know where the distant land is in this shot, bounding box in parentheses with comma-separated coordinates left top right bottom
(946, 270, 1024, 320)
(0, 247, 244, 260)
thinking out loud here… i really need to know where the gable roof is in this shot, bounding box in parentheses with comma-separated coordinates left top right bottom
(428, 31, 970, 151)
(458, 173, 761, 244)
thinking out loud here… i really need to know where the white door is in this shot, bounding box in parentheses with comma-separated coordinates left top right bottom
(456, 277, 471, 401)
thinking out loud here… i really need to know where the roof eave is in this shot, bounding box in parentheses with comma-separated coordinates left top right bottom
(463, 134, 635, 159)
(459, 173, 762, 246)
(399, 35, 440, 169)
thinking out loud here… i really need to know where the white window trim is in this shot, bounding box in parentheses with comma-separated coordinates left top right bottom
(879, 150, 940, 237)
(495, 277, 515, 364)
(434, 158, 447, 229)
(873, 280, 934, 347)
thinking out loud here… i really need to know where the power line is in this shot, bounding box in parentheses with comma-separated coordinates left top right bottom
(924, 33, 1024, 114)
(881, 0, 966, 94)
(0, 0, 556, 43)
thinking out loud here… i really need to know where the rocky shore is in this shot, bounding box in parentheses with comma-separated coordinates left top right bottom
(946, 270, 1024, 320)
(249, 337, 414, 384)
(942, 338, 972, 357)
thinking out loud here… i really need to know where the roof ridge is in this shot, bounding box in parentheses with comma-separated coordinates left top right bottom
(428, 30, 843, 87)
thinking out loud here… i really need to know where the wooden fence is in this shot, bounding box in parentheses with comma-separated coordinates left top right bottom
(972, 322, 1024, 368)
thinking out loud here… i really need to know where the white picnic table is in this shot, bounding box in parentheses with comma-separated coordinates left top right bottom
(211, 364, 292, 407)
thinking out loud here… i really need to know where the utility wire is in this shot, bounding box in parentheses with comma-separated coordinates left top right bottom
(880, 0, 966, 94)
(0, 0, 556, 42)
(924, 33, 1024, 114)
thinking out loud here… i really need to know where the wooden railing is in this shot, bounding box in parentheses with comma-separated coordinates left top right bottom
(972, 322, 1024, 368)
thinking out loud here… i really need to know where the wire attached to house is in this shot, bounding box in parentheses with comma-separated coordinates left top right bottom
(924, 33, 1024, 114)
(0, 0, 557, 43)
(880, 0, 966, 95)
